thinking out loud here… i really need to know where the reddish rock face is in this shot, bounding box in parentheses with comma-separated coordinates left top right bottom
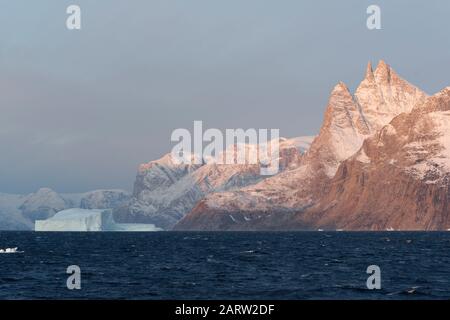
(297, 88, 450, 231)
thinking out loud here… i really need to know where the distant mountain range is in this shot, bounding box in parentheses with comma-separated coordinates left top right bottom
(3, 61, 450, 231)
(0, 188, 130, 230)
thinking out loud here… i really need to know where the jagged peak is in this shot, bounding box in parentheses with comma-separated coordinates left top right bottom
(365, 61, 375, 80)
(331, 81, 351, 95)
(374, 60, 395, 83)
(327, 82, 357, 113)
(376, 59, 389, 70)
(319, 81, 360, 134)
(357, 60, 427, 103)
(325, 83, 356, 117)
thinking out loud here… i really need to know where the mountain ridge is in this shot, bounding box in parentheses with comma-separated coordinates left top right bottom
(112, 136, 315, 229)
(175, 60, 446, 231)
(2, 60, 446, 231)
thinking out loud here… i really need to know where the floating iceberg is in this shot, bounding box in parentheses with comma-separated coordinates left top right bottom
(35, 209, 161, 232)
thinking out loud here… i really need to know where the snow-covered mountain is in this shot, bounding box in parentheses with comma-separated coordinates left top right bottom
(4, 60, 446, 231)
(175, 61, 432, 230)
(79, 189, 131, 210)
(19, 188, 67, 221)
(113, 136, 315, 229)
(0, 193, 31, 230)
(0, 188, 131, 230)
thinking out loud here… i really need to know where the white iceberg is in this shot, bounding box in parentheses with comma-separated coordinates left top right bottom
(35, 208, 161, 232)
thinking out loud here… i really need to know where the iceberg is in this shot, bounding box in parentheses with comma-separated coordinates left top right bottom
(35, 208, 161, 232)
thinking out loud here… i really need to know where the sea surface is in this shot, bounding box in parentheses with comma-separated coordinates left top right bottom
(0, 231, 449, 300)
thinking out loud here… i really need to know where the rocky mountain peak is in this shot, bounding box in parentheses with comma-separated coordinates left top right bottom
(301, 86, 450, 231)
(306, 80, 368, 177)
(324, 82, 357, 126)
(332, 81, 351, 93)
(364, 61, 375, 81)
(373, 59, 392, 83)
(355, 60, 427, 133)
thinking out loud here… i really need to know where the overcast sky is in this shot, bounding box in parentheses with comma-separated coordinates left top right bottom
(0, 0, 449, 194)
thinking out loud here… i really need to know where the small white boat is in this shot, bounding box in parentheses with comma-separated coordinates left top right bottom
(386, 227, 395, 231)
(317, 229, 324, 232)
(0, 247, 20, 254)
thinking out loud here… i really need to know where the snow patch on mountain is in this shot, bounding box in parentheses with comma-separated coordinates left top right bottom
(406, 110, 450, 181)
(0, 193, 31, 230)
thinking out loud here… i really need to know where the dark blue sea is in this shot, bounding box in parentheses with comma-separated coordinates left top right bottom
(0, 231, 449, 300)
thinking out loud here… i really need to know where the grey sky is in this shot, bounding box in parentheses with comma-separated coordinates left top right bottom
(1, 0, 449, 193)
